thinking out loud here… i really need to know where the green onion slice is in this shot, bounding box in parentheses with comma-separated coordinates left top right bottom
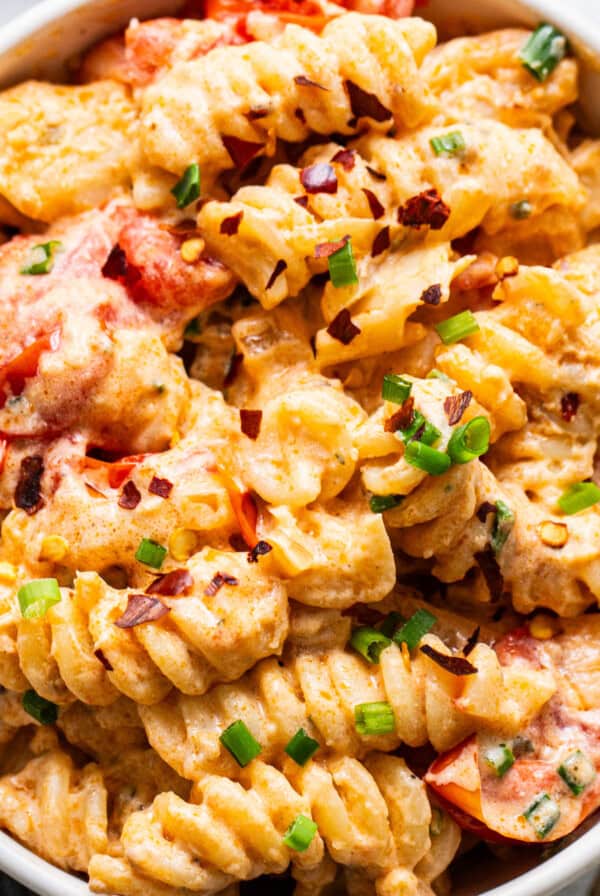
(18, 578, 61, 619)
(430, 131, 466, 157)
(398, 410, 441, 447)
(328, 239, 358, 288)
(22, 690, 58, 725)
(369, 494, 403, 514)
(20, 241, 63, 276)
(558, 750, 596, 796)
(171, 163, 201, 208)
(510, 199, 532, 220)
(284, 728, 319, 766)
(219, 720, 262, 767)
(519, 24, 567, 82)
(491, 500, 515, 555)
(283, 814, 318, 852)
(350, 626, 391, 664)
(484, 743, 515, 778)
(523, 792, 560, 839)
(135, 538, 167, 569)
(404, 440, 451, 475)
(354, 701, 395, 736)
(427, 368, 453, 383)
(447, 416, 490, 465)
(558, 482, 600, 515)
(393, 608, 437, 650)
(382, 373, 412, 404)
(435, 310, 480, 345)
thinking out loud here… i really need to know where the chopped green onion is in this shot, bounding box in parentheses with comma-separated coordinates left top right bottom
(283, 814, 318, 852)
(379, 611, 403, 639)
(350, 626, 391, 664)
(430, 131, 466, 157)
(22, 690, 58, 725)
(382, 374, 412, 404)
(484, 743, 515, 778)
(18, 578, 61, 619)
(219, 720, 262, 767)
(135, 538, 167, 569)
(435, 310, 480, 345)
(523, 792, 560, 839)
(404, 440, 451, 476)
(369, 494, 403, 514)
(447, 416, 490, 464)
(398, 410, 441, 447)
(393, 608, 437, 650)
(558, 750, 596, 796)
(328, 239, 358, 288)
(491, 500, 515, 555)
(171, 163, 201, 208)
(427, 368, 452, 383)
(284, 728, 319, 766)
(354, 701, 395, 736)
(519, 24, 567, 82)
(510, 199, 532, 220)
(20, 241, 63, 276)
(558, 482, 600, 515)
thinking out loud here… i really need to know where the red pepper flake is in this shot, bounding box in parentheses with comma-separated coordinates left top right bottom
(220, 211, 244, 235)
(294, 195, 309, 209)
(420, 283, 442, 306)
(463, 626, 480, 657)
(300, 163, 338, 195)
(204, 571, 239, 596)
(366, 166, 387, 182)
(222, 135, 263, 169)
(295, 107, 307, 124)
(385, 396, 414, 433)
(114, 594, 170, 628)
(229, 533, 248, 552)
(265, 259, 287, 291)
(118, 480, 142, 510)
(399, 188, 450, 231)
(326, 309, 361, 345)
(476, 501, 496, 523)
(444, 390, 472, 426)
(247, 540, 272, 563)
(475, 548, 505, 601)
(240, 409, 262, 440)
(102, 245, 128, 280)
(149, 476, 173, 499)
(224, 352, 243, 387)
(146, 568, 194, 596)
(362, 188, 385, 220)
(560, 392, 580, 423)
(345, 80, 392, 123)
(15, 455, 44, 515)
(314, 234, 350, 259)
(372, 226, 390, 258)
(247, 106, 270, 121)
(331, 148, 356, 171)
(294, 74, 328, 90)
(420, 644, 477, 675)
(94, 648, 114, 671)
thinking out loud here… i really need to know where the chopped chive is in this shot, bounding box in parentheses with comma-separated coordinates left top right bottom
(393, 608, 437, 650)
(220, 720, 262, 767)
(435, 310, 480, 345)
(382, 374, 412, 404)
(427, 368, 452, 383)
(558, 482, 600, 515)
(491, 500, 515, 555)
(171, 163, 201, 208)
(430, 131, 466, 157)
(523, 792, 560, 839)
(283, 814, 318, 852)
(284, 728, 319, 766)
(22, 690, 58, 725)
(404, 440, 451, 475)
(20, 241, 63, 276)
(519, 24, 567, 82)
(379, 611, 404, 639)
(558, 750, 596, 796)
(328, 239, 358, 288)
(447, 416, 490, 464)
(350, 626, 391, 664)
(484, 743, 515, 777)
(135, 538, 167, 569)
(354, 701, 395, 736)
(398, 410, 441, 447)
(18, 578, 61, 619)
(369, 494, 403, 514)
(510, 199, 532, 220)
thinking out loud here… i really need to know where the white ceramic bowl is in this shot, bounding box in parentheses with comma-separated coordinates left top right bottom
(0, 1, 599, 895)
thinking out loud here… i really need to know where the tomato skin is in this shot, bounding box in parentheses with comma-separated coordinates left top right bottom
(0, 329, 60, 407)
(83, 454, 150, 489)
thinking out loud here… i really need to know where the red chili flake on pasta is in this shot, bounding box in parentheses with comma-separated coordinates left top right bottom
(326, 309, 361, 345)
(247, 540, 273, 563)
(146, 568, 194, 596)
(294, 74, 328, 90)
(300, 163, 338, 195)
(362, 188, 385, 220)
(399, 188, 450, 230)
(314, 235, 350, 259)
(294, 195, 310, 209)
(444, 390, 472, 426)
(204, 571, 240, 596)
(148, 476, 173, 499)
(102, 244, 128, 280)
(475, 548, 505, 601)
(114, 594, 170, 628)
(15, 455, 44, 515)
(463, 626, 480, 657)
(220, 211, 244, 235)
(476, 501, 496, 523)
(345, 80, 392, 123)
(560, 392, 580, 422)
(420, 644, 477, 675)
(385, 396, 414, 433)
(420, 283, 442, 306)
(224, 352, 244, 386)
(118, 480, 142, 510)
(331, 148, 356, 171)
(222, 135, 264, 169)
(240, 409, 262, 440)
(94, 649, 114, 671)
(266, 259, 288, 290)
(367, 165, 387, 182)
(372, 226, 390, 258)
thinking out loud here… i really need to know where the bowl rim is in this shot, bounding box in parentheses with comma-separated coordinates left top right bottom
(0, 0, 599, 895)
